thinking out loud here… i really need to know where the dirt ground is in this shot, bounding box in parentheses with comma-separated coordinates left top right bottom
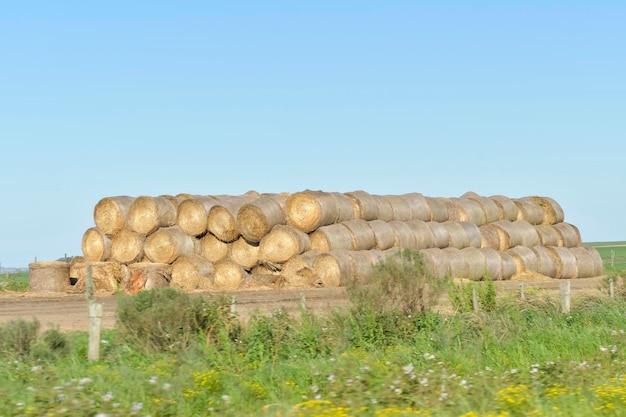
(0, 276, 609, 333)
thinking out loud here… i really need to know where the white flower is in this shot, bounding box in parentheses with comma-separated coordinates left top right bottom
(222, 394, 231, 402)
(102, 392, 113, 402)
(402, 364, 414, 375)
(423, 353, 435, 360)
(131, 402, 143, 412)
(327, 374, 335, 382)
(79, 377, 92, 385)
(149, 376, 158, 384)
(162, 383, 172, 390)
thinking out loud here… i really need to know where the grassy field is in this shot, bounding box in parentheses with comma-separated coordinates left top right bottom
(584, 241, 626, 269)
(0, 271, 29, 292)
(1, 250, 626, 416)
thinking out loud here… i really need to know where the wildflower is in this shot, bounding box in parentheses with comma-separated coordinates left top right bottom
(402, 364, 415, 375)
(222, 394, 231, 403)
(424, 353, 435, 360)
(79, 377, 93, 385)
(149, 376, 158, 384)
(31, 365, 43, 372)
(328, 374, 335, 382)
(102, 392, 113, 402)
(131, 402, 143, 412)
(162, 383, 172, 390)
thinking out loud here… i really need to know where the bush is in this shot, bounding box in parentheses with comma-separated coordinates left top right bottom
(116, 288, 237, 354)
(448, 275, 497, 313)
(0, 319, 40, 358)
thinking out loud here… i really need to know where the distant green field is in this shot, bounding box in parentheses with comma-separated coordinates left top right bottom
(584, 241, 626, 269)
(0, 271, 30, 292)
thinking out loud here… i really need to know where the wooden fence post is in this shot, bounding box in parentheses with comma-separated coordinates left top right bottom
(86, 263, 102, 361)
(560, 280, 571, 314)
(609, 278, 615, 299)
(519, 283, 525, 300)
(472, 286, 479, 313)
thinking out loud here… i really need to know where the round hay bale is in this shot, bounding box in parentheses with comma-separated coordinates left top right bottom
(438, 198, 461, 222)
(455, 199, 487, 226)
(383, 195, 412, 221)
(282, 250, 320, 287)
(144, 226, 198, 264)
(425, 197, 449, 222)
(490, 195, 519, 221)
(310, 223, 354, 252)
(400, 192, 431, 221)
(506, 246, 539, 275)
(373, 195, 395, 221)
(458, 221, 482, 248)
(529, 196, 565, 224)
(514, 198, 545, 225)
(230, 236, 261, 270)
(479, 224, 501, 250)
(127, 195, 178, 235)
(388, 220, 417, 248)
(29, 261, 70, 292)
(213, 259, 247, 290)
(368, 219, 396, 250)
(82, 227, 112, 262)
(569, 247, 596, 278)
(177, 196, 220, 237)
(461, 192, 501, 223)
(405, 219, 436, 249)
(552, 223, 582, 247)
(546, 246, 578, 279)
(443, 247, 468, 278)
(442, 222, 470, 249)
(531, 246, 559, 278)
(313, 250, 355, 287)
(498, 251, 518, 280)
(199, 233, 230, 262)
(577, 246, 603, 277)
(207, 191, 263, 242)
(426, 221, 449, 248)
(93, 196, 135, 236)
(461, 247, 487, 281)
(70, 259, 123, 292)
(342, 219, 376, 250)
(419, 248, 450, 278)
(332, 192, 357, 223)
(490, 220, 539, 250)
(350, 250, 376, 284)
(110, 228, 145, 264)
(239, 273, 285, 290)
(479, 247, 504, 280)
(238, 193, 289, 243)
(171, 255, 215, 291)
(286, 190, 339, 232)
(259, 224, 311, 264)
(534, 225, 563, 247)
(126, 262, 172, 294)
(345, 190, 378, 221)
(366, 248, 388, 265)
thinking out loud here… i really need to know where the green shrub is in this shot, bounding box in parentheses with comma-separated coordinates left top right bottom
(448, 275, 497, 313)
(30, 327, 70, 360)
(0, 318, 40, 358)
(116, 288, 236, 354)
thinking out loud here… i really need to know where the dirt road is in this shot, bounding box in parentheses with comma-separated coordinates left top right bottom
(0, 276, 608, 332)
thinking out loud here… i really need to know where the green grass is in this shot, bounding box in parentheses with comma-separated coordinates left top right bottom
(585, 241, 626, 269)
(0, 271, 29, 292)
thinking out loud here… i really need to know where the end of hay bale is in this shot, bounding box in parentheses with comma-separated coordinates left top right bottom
(28, 261, 70, 292)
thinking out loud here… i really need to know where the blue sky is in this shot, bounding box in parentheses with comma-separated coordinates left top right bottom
(1, 2, 624, 267)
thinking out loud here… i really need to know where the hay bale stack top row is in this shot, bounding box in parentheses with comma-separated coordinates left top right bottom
(76, 190, 601, 293)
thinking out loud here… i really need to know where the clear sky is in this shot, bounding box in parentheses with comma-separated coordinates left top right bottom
(1, 2, 624, 267)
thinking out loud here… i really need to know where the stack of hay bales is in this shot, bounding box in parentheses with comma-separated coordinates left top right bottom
(76, 190, 603, 293)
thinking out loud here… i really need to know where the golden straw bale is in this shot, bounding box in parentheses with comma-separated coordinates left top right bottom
(461, 192, 501, 223)
(313, 250, 355, 287)
(259, 224, 311, 264)
(405, 219, 436, 249)
(479, 247, 504, 280)
(332, 192, 357, 223)
(569, 247, 597, 278)
(207, 191, 263, 242)
(230, 236, 261, 270)
(199, 233, 230, 262)
(350, 250, 377, 284)
(576, 246, 603, 277)
(125, 262, 172, 295)
(531, 246, 559, 278)
(127, 195, 178, 236)
(144, 226, 198, 264)
(490, 195, 519, 221)
(425, 197, 449, 222)
(310, 223, 354, 252)
(458, 221, 482, 248)
(546, 246, 578, 279)
(28, 261, 70, 292)
(368, 219, 396, 250)
(400, 192, 431, 221)
(534, 225, 563, 247)
(110, 228, 145, 264)
(383, 195, 413, 221)
(388, 220, 417, 248)
(506, 246, 539, 275)
(239, 273, 285, 290)
(342, 219, 376, 251)
(426, 221, 449, 248)
(443, 247, 469, 278)
(70, 258, 123, 293)
(499, 251, 518, 280)
(373, 195, 395, 221)
(419, 248, 450, 278)
(479, 224, 501, 250)
(177, 196, 220, 237)
(461, 247, 488, 281)
(514, 198, 545, 225)
(282, 250, 320, 288)
(455, 198, 487, 226)
(286, 190, 340, 232)
(552, 222, 582, 247)
(490, 220, 539, 250)
(442, 222, 470, 249)
(213, 259, 247, 290)
(94, 196, 135, 236)
(171, 255, 214, 291)
(529, 196, 565, 224)
(82, 227, 112, 262)
(345, 190, 379, 221)
(438, 198, 461, 222)
(238, 193, 289, 243)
